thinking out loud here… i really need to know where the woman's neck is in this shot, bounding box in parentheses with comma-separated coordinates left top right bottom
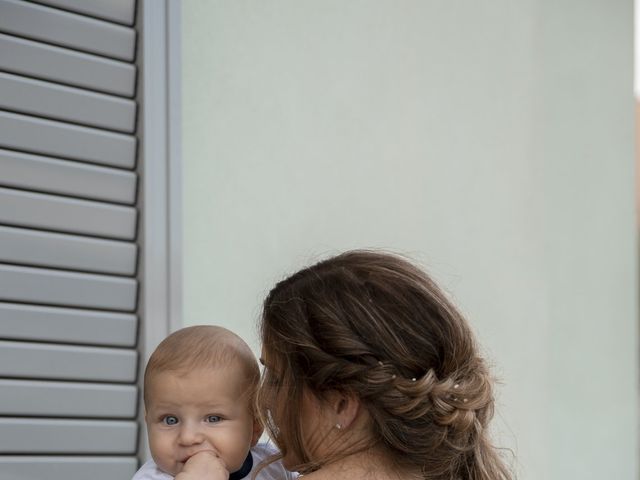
(301, 448, 422, 480)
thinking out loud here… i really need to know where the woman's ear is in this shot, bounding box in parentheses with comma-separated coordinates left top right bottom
(327, 391, 360, 429)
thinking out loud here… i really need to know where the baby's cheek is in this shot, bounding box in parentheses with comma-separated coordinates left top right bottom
(221, 436, 253, 471)
(150, 439, 179, 476)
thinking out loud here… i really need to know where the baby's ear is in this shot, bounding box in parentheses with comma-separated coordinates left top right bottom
(251, 418, 264, 446)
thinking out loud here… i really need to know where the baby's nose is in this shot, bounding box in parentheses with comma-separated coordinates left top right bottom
(178, 424, 205, 445)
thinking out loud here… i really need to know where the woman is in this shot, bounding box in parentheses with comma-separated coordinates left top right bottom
(180, 251, 512, 480)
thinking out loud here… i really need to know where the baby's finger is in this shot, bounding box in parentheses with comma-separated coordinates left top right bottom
(177, 451, 229, 480)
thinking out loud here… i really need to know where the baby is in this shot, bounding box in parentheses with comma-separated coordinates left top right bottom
(133, 325, 294, 480)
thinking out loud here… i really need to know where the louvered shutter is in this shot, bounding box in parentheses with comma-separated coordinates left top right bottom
(0, 1, 140, 478)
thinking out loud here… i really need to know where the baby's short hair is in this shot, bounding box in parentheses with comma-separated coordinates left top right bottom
(143, 325, 259, 406)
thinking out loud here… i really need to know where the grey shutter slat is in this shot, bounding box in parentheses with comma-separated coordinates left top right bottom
(0, 0, 136, 61)
(0, 187, 137, 240)
(0, 148, 136, 204)
(0, 419, 137, 454)
(0, 72, 136, 132)
(0, 111, 136, 168)
(31, 0, 136, 26)
(0, 340, 137, 382)
(0, 457, 138, 480)
(0, 379, 137, 417)
(0, 33, 135, 97)
(0, 225, 137, 275)
(0, 265, 137, 311)
(0, 302, 137, 346)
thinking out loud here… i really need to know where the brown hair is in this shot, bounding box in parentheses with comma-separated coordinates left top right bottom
(143, 325, 260, 407)
(257, 251, 511, 479)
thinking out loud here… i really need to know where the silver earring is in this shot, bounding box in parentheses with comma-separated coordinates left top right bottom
(335, 423, 342, 430)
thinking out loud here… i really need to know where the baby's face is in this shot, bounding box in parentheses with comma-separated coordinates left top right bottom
(145, 363, 261, 476)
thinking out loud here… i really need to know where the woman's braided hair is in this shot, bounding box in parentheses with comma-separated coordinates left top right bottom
(257, 250, 511, 479)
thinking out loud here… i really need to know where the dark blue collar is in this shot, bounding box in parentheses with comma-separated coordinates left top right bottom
(229, 451, 253, 480)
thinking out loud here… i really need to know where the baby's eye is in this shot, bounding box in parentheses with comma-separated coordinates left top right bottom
(162, 415, 179, 426)
(206, 415, 221, 423)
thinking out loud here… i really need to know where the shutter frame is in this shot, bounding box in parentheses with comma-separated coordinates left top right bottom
(0, 1, 149, 477)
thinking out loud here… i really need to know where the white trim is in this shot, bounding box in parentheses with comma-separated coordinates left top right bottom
(140, 0, 182, 365)
(633, 0, 640, 100)
(138, 0, 182, 462)
(167, 0, 182, 335)
(141, 0, 168, 362)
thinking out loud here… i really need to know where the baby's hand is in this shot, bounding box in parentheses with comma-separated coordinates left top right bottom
(175, 451, 229, 480)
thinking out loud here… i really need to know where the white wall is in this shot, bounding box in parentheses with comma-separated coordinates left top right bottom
(182, 2, 637, 479)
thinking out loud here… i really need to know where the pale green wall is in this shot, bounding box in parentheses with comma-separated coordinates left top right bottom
(182, 2, 637, 479)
